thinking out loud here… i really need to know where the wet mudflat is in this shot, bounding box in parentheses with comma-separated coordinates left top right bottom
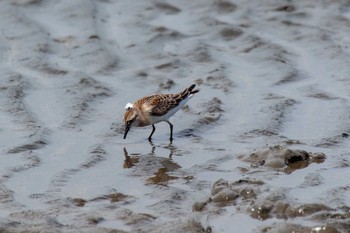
(1, 0, 350, 232)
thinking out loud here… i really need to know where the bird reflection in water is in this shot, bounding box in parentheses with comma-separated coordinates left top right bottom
(123, 147, 140, 168)
(123, 143, 182, 185)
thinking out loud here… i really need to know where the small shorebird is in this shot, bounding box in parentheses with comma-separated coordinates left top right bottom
(123, 84, 199, 142)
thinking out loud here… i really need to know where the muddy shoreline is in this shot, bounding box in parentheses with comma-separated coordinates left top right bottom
(1, 0, 350, 232)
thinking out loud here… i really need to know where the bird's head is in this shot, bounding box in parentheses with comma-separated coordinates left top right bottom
(123, 103, 138, 139)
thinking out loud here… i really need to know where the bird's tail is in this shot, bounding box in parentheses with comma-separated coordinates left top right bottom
(180, 84, 199, 99)
(188, 84, 200, 95)
(173, 84, 200, 104)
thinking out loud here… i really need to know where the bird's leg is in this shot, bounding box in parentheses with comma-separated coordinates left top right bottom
(166, 121, 173, 142)
(148, 124, 156, 142)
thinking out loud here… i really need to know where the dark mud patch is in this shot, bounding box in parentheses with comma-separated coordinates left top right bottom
(71, 192, 134, 207)
(215, 0, 237, 13)
(243, 129, 279, 138)
(154, 2, 181, 14)
(40, 65, 68, 76)
(11, 0, 43, 6)
(8, 140, 47, 154)
(274, 70, 303, 85)
(154, 60, 179, 70)
(308, 91, 339, 100)
(220, 27, 243, 40)
(273, 5, 296, 13)
(238, 145, 325, 173)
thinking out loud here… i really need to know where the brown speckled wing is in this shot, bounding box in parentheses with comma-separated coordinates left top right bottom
(140, 85, 199, 117)
(150, 94, 178, 116)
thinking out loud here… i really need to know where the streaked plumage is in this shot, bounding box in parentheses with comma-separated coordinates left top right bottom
(123, 84, 199, 141)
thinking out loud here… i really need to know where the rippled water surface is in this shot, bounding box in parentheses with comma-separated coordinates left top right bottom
(1, 1, 350, 232)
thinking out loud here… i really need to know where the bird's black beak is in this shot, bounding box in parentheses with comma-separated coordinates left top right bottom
(124, 124, 130, 139)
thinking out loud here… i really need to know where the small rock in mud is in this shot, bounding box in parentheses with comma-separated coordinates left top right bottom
(71, 198, 87, 207)
(154, 62, 173, 70)
(251, 201, 334, 221)
(192, 200, 209, 212)
(211, 178, 229, 195)
(211, 188, 238, 204)
(273, 5, 296, 12)
(196, 178, 264, 211)
(284, 149, 309, 165)
(237, 187, 257, 200)
(250, 204, 272, 220)
(238, 145, 326, 171)
(220, 28, 243, 40)
(87, 216, 104, 225)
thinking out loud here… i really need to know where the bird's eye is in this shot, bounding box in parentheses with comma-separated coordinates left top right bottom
(127, 120, 132, 125)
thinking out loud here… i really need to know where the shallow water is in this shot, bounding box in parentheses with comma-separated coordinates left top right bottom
(1, 0, 350, 232)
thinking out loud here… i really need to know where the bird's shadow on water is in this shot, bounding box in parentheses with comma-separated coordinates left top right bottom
(122, 142, 182, 185)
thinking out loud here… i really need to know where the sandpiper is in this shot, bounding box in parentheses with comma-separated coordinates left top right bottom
(123, 84, 199, 142)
